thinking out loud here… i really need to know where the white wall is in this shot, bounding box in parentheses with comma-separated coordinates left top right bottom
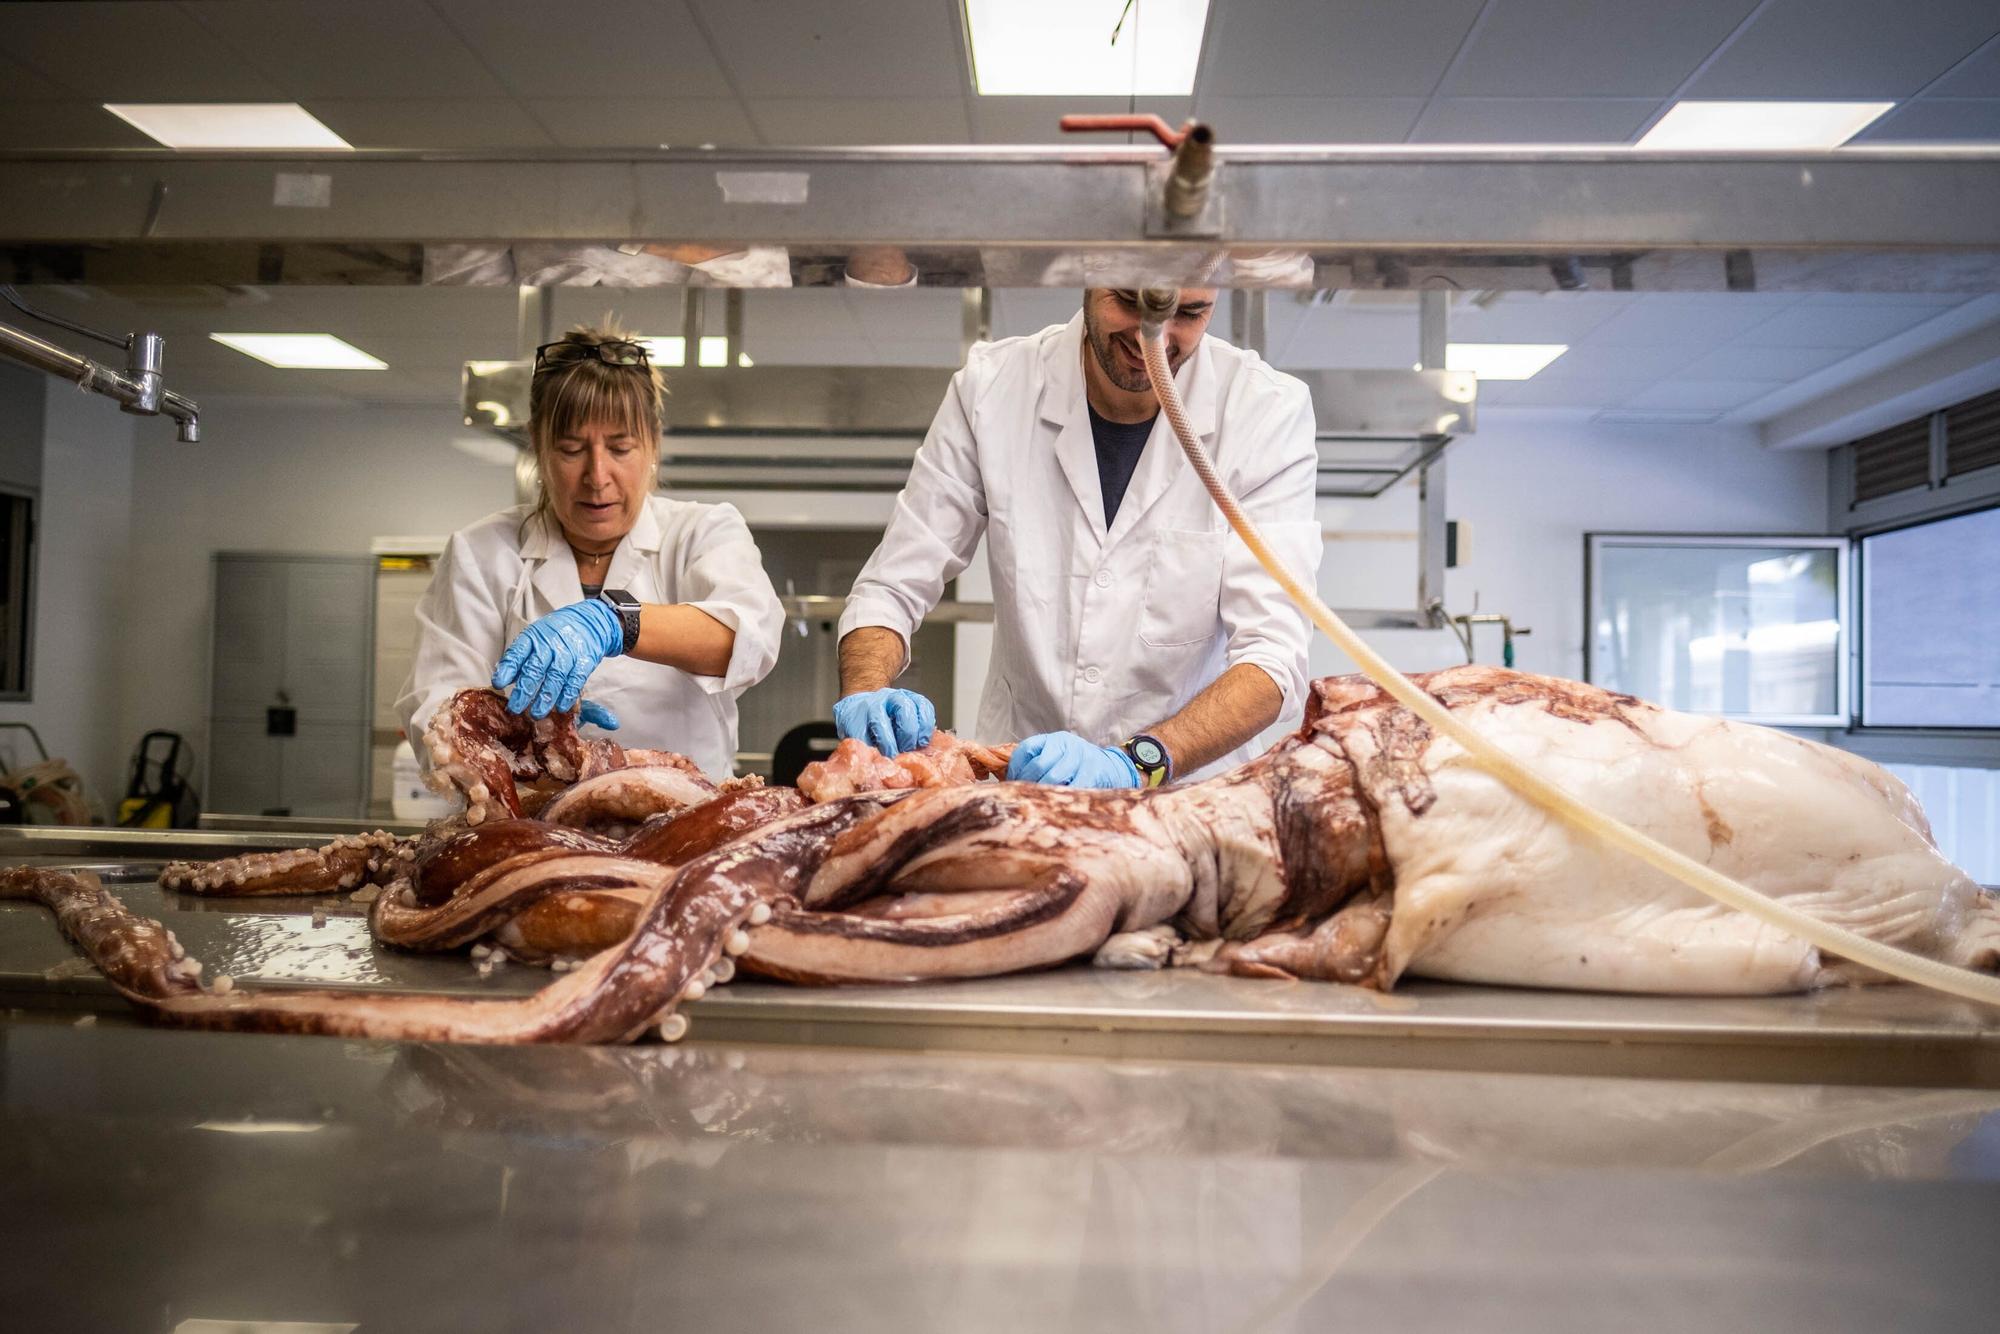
(1308, 412, 1829, 683)
(118, 402, 516, 793)
(0, 384, 136, 807)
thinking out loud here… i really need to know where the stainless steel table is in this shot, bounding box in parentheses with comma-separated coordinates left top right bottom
(4, 860, 1998, 1087)
(4, 851, 2000, 1330)
(1, 1019, 1996, 1332)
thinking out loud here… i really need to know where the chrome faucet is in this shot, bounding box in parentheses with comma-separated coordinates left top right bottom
(0, 286, 200, 442)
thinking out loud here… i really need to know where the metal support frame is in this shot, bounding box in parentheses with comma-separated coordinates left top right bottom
(1415, 290, 1451, 625)
(1229, 289, 1267, 357)
(3, 148, 1999, 292)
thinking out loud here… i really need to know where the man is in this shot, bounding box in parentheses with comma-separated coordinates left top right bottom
(834, 287, 1322, 788)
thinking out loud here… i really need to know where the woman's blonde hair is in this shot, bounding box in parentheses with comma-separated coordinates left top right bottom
(524, 319, 665, 534)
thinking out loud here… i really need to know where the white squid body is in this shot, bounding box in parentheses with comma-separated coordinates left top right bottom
(1362, 687, 2000, 993)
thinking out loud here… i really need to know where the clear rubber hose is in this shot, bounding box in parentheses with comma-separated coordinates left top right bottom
(1138, 321, 2000, 1007)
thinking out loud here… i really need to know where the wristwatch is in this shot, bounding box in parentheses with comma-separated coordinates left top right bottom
(1122, 733, 1173, 788)
(597, 588, 642, 656)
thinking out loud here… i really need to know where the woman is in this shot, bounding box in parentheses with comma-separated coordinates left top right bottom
(397, 324, 783, 782)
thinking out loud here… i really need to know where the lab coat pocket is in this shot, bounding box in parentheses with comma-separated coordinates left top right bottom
(1138, 529, 1226, 648)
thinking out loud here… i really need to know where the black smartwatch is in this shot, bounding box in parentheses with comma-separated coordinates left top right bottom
(597, 588, 642, 657)
(1122, 733, 1173, 788)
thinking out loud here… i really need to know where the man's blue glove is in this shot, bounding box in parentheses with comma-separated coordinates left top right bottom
(1007, 732, 1141, 789)
(492, 600, 624, 718)
(576, 699, 620, 731)
(833, 688, 935, 757)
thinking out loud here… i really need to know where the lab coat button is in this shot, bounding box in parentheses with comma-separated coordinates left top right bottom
(1083, 666, 1102, 684)
(1093, 569, 1112, 588)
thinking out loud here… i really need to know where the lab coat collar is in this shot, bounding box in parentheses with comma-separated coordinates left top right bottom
(1039, 314, 1108, 541)
(1035, 314, 1222, 548)
(523, 497, 664, 610)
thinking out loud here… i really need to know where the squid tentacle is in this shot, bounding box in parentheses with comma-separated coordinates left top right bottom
(0, 796, 897, 1043)
(161, 831, 411, 897)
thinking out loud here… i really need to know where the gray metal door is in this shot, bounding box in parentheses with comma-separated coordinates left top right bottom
(208, 554, 374, 817)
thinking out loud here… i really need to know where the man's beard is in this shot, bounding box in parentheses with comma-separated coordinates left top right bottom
(1084, 309, 1167, 394)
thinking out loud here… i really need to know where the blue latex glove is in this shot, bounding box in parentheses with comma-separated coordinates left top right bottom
(1007, 732, 1141, 789)
(492, 600, 624, 719)
(833, 688, 935, 757)
(576, 699, 620, 731)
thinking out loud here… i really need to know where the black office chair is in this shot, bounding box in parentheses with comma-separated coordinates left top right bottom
(770, 720, 841, 788)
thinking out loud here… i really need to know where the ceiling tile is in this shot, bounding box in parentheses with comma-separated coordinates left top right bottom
(431, 0, 731, 99)
(970, 96, 1190, 144)
(0, 101, 155, 149)
(0, 53, 66, 101)
(1440, 0, 1760, 97)
(1409, 98, 1658, 144)
(1202, 0, 1488, 97)
(1672, 343, 1857, 381)
(1527, 342, 1705, 382)
(528, 98, 758, 149)
(1622, 379, 1788, 411)
(305, 99, 553, 150)
(181, 1, 510, 99)
(1191, 96, 1423, 143)
(749, 98, 971, 146)
(0, 1, 282, 100)
(1582, 295, 1797, 346)
(691, 0, 963, 99)
(1722, 301, 1949, 347)
(1475, 376, 1653, 408)
(1448, 293, 1636, 343)
(1928, 33, 2000, 97)
(1856, 98, 2000, 142)
(1688, 0, 2000, 98)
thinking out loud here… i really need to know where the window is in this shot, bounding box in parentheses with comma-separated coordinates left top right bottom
(1586, 534, 1847, 726)
(0, 489, 33, 700)
(1860, 505, 2000, 728)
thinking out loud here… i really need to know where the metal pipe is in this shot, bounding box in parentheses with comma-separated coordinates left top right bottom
(0, 284, 130, 350)
(1162, 122, 1216, 221)
(0, 315, 200, 441)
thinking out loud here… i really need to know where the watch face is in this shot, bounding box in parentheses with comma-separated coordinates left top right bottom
(1132, 738, 1165, 768)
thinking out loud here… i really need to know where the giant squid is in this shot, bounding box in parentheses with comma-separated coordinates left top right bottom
(3, 668, 1996, 1043)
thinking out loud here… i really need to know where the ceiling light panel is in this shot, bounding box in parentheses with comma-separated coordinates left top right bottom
(638, 336, 686, 368)
(1445, 343, 1568, 380)
(211, 333, 386, 369)
(103, 103, 352, 150)
(966, 0, 1211, 96)
(1635, 101, 1894, 151)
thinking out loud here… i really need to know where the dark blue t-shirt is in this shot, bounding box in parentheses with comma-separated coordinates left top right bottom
(1088, 404, 1157, 526)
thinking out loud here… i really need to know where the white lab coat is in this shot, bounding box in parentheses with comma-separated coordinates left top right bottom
(396, 495, 784, 782)
(840, 313, 1322, 779)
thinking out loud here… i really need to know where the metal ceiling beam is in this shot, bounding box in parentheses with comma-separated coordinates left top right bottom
(2, 148, 1999, 291)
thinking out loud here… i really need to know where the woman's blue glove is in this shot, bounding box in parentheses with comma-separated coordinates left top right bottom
(576, 699, 620, 731)
(1007, 732, 1141, 789)
(833, 688, 935, 757)
(492, 600, 624, 718)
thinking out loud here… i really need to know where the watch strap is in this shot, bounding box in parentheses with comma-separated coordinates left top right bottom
(597, 588, 642, 656)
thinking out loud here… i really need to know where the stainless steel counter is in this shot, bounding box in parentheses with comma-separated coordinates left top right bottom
(4, 854, 2000, 1329)
(2, 1019, 1997, 1332)
(4, 861, 1999, 1087)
